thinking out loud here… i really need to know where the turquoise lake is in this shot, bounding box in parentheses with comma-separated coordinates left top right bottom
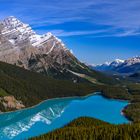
(0, 94, 129, 140)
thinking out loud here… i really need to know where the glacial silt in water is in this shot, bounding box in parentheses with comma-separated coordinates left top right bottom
(0, 94, 129, 140)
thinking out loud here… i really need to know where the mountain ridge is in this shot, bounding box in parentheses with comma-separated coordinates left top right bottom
(0, 16, 117, 84)
(0, 16, 87, 82)
(91, 57, 140, 75)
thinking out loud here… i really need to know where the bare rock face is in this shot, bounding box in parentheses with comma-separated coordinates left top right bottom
(0, 95, 25, 111)
(3, 96, 25, 109)
(0, 16, 93, 82)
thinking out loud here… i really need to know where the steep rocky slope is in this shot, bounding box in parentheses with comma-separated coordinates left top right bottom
(0, 16, 116, 84)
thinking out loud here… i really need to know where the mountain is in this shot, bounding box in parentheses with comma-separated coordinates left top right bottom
(117, 57, 140, 74)
(0, 16, 76, 79)
(92, 59, 124, 72)
(92, 57, 140, 75)
(0, 16, 116, 84)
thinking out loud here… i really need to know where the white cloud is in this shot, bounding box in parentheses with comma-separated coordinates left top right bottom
(47, 29, 110, 37)
(1, 0, 140, 37)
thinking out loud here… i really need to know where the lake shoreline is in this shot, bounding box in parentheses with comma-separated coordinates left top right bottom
(0, 91, 131, 123)
(0, 92, 131, 140)
(0, 92, 98, 115)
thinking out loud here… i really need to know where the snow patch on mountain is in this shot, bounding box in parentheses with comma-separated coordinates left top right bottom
(0, 16, 65, 49)
(110, 59, 125, 67)
(90, 58, 125, 71)
(91, 57, 140, 75)
(124, 57, 140, 66)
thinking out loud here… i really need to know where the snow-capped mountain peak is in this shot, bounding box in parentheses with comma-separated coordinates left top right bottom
(2, 16, 23, 28)
(125, 56, 140, 66)
(1, 16, 39, 45)
(0, 16, 65, 48)
(104, 61, 111, 66)
(114, 59, 124, 63)
(0, 16, 85, 81)
(92, 57, 140, 75)
(110, 59, 124, 67)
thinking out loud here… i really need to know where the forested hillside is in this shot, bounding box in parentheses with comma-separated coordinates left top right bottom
(1, 61, 140, 122)
(0, 61, 95, 111)
(0, 61, 128, 111)
(31, 117, 140, 140)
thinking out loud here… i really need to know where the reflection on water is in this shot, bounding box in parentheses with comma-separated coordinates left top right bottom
(0, 98, 72, 139)
(0, 94, 129, 140)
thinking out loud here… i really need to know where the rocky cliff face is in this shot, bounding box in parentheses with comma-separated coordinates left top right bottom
(0, 96, 25, 111)
(0, 16, 96, 83)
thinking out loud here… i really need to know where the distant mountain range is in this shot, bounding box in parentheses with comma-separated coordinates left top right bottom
(91, 57, 140, 76)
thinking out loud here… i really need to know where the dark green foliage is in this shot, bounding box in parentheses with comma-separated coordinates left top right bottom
(0, 61, 95, 111)
(0, 88, 8, 97)
(124, 103, 140, 122)
(0, 61, 128, 112)
(99, 85, 131, 100)
(1, 61, 140, 122)
(98, 83, 140, 122)
(30, 117, 140, 140)
(121, 83, 140, 122)
(1, 62, 140, 139)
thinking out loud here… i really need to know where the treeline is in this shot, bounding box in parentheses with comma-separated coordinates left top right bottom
(97, 83, 140, 122)
(0, 61, 95, 111)
(1, 61, 140, 122)
(0, 61, 129, 110)
(123, 83, 140, 122)
(30, 117, 140, 140)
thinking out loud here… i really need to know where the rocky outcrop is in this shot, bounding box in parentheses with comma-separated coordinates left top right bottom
(0, 96, 25, 111)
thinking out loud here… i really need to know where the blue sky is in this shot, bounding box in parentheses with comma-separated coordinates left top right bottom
(0, 0, 140, 64)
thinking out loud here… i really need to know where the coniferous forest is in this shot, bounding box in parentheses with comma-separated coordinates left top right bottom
(30, 117, 140, 140)
(1, 61, 140, 121)
(1, 62, 140, 140)
(1, 1, 140, 139)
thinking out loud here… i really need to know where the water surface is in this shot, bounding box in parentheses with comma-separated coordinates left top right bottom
(0, 94, 129, 140)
